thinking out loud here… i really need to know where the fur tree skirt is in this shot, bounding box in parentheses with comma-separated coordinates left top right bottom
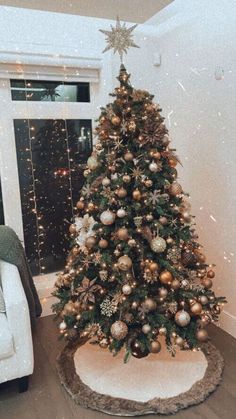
(57, 338, 224, 416)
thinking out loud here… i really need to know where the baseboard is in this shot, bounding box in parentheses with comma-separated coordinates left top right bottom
(217, 310, 236, 339)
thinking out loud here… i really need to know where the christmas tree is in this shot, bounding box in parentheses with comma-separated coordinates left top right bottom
(53, 18, 226, 360)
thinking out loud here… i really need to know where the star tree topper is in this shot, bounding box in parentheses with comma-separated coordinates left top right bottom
(100, 16, 139, 62)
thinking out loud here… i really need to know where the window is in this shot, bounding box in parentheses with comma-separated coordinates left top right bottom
(10, 80, 90, 102)
(14, 118, 92, 275)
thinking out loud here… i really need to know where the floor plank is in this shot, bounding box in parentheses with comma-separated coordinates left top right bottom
(0, 317, 236, 419)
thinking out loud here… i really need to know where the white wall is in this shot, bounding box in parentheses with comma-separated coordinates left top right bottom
(0, 2, 235, 336)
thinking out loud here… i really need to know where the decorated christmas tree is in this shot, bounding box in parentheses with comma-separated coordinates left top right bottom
(53, 18, 226, 360)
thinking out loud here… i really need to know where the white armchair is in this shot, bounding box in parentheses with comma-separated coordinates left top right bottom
(0, 260, 34, 392)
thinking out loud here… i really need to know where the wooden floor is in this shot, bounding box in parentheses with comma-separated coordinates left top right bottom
(0, 317, 236, 419)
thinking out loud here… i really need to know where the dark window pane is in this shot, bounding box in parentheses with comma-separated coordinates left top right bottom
(14, 118, 93, 275)
(0, 178, 4, 225)
(10, 80, 90, 102)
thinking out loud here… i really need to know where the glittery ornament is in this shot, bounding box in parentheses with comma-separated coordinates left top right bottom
(118, 255, 132, 271)
(100, 210, 116, 225)
(102, 177, 111, 186)
(175, 310, 191, 327)
(150, 236, 167, 253)
(143, 298, 157, 312)
(110, 320, 128, 340)
(87, 155, 99, 170)
(117, 228, 129, 240)
(169, 182, 183, 196)
(99, 17, 139, 61)
(122, 284, 132, 295)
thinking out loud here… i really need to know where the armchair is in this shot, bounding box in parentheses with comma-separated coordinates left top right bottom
(0, 260, 34, 392)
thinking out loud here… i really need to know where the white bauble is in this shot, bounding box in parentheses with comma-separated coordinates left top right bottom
(117, 208, 126, 218)
(102, 177, 111, 187)
(122, 284, 132, 295)
(87, 155, 99, 170)
(142, 324, 151, 334)
(59, 321, 67, 331)
(149, 161, 158, 172)
(175, 310, 191, 327)
(150, 236, 167, 253)
(100, 210, 115, 225)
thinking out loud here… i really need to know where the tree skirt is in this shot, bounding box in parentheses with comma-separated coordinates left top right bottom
(57, 338, 224, 416)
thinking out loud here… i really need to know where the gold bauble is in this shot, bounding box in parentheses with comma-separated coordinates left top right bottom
(169, 182, 183, 196)
(159, 216, 168, 225)
(117, 228, 129, 241)
(159, 270, 173, 285)
(118, 255, 133, 271)
(87, 202, 95, 211)
(143, 298, 157, 312)
(122, 284, 132, 295)
(116, 187, 127, 198)
(110, 321, 128, 340)
(128, 120, 136, 131)
(150, 237, 167, 253)
(198, 253, 206, 263)
(207, 270, 215, 278)
(99, 338, 109, 348)
(132, 189, 142, 201)
(190, 302, 203, 315)
(69, 224, 77, 234)
(150, 340, 161, 353)
(175, 310, 191, 327)
(171, 279, 181, 290)
(202, 278, 213, 289)
(153, 151, 161, 159)
(131, 301, 138, 309)
(159, 326, 167, 335)
(102, 177, 111, 186)
(99, 239, 108, 249)
(111, 115, 121, 126)
(124, 151, 134, 161)
(76, 200, 84, 210)
(196, 329, 208, 342)
(123, 174, 131, 183)
(166, 237, 174, 244)
(159, 288, 168, 298)
(85, 236, 96, 249)
(149, 262, 159, 272)
(175, 336, 184, 347)
(145, 179, 153, 188)
(100, 210, 116, 225)
(168, 158, 178, 167)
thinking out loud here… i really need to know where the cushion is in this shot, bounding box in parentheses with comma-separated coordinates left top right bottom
(0, 286, 5, 312)
(0, 312, 14, 360)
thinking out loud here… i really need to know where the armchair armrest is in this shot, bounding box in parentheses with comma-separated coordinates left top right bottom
(0, 260, 34, 374)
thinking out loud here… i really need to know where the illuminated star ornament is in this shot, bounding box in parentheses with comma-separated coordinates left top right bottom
(100, 16, 139, 62)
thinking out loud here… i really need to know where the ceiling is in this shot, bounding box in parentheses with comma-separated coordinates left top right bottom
(0, 0, 173, 23)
